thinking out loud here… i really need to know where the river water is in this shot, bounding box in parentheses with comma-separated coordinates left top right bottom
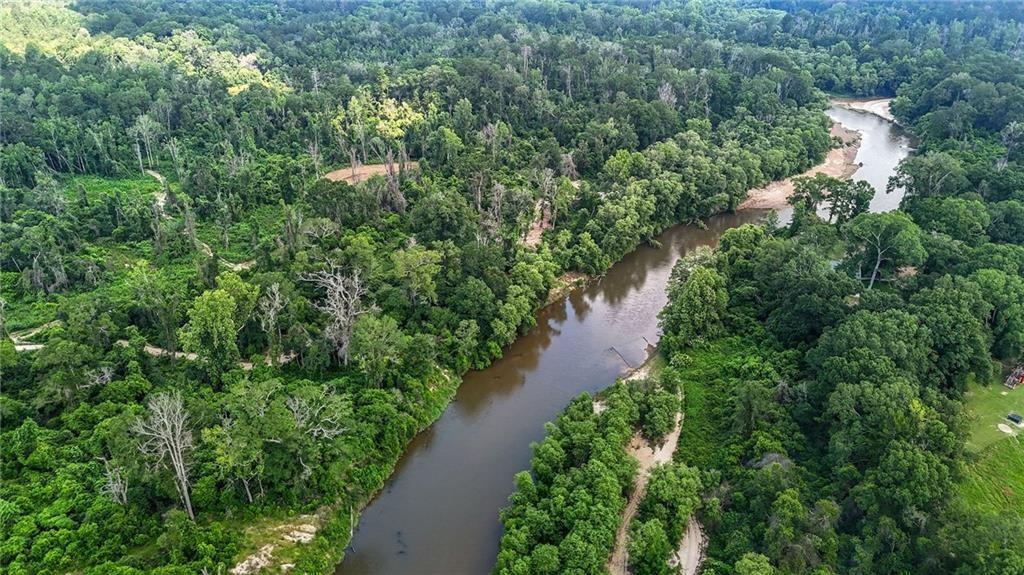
(337, 104, 909, 575)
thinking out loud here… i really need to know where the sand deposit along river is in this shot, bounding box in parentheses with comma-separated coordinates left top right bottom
(337, 103, 909, 575)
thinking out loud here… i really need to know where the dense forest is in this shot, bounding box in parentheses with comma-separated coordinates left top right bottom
(2, 1, 1024, 574)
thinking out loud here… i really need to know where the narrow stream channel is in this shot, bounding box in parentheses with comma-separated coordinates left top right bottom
(337, 104, 909, 575)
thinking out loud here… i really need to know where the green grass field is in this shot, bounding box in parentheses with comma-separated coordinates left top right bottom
(65, 173, 164, 203)
(963, 379, 1024, 452)
(672, 337, 753, 470)
(960, 437, 1024, 519)
(194, 204, 284, 263)
(958, 376, 1024, 520)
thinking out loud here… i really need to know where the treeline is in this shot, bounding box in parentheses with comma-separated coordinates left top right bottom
(762, 0, 1024, 98)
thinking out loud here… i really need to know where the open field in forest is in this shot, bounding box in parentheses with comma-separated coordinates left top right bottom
(960, 438, 1024, 520)
(964, 379, 1024, 452)
(672, 338, 753, 470)
(323, 161, 419, 184)
(958, 379, 1024, 521)
(65, 173, 165, 202)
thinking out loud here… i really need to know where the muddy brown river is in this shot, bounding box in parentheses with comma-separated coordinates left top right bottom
(337, 104, 909, 575)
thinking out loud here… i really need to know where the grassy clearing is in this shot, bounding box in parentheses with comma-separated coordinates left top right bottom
(956, 374, 1024, 521)
(65, 173, 164, 203)
(963, 379, 1024, 453)
(959, 437, 1024, 520)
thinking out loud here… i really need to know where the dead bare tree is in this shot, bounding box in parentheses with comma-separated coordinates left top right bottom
(536, 167, 556, 227)
(303, 218, 338, 241)
(131, 114, 161, 168)
(80, 366, 115, 390)
(100, 458, 129, 505)
(133, 391, 196, 520)
(286, 385, 350, 440)
(469, 170, 487, 213)
(257, 282, 286, 362)
(658, 81, 677, 107)
(132, 141, 144, 173)
(182, 200, 198, 250)
(481, 123, 499, 162)
(307, 140, 323, 178)
(301, 266, 373, 364)
(560, 151, 578, 179)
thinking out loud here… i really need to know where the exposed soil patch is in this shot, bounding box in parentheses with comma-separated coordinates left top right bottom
(524, 199, 551, 248)
(230, 544, 276, 575)
(606, 399, 683, 575)
(231, 515, 322, 574)
(144, 169, 174, 220)
(8, 320, 59, 352)
(323, 161, 419, 185)
(739, 121, 862, 210)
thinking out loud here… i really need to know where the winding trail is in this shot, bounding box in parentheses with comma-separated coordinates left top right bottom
(145, 169, 172, 218)
(146, 168, 255, 270)
(11, 327, 295, 369)
(8, 321, 58, 352)
(113, 339, 296, 370)
(606, 365, 684, 575)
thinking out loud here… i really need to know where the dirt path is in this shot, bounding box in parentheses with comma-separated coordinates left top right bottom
(833, 97, 895, 122)
(114, 339, 295, 370)
(523, 199, 551, 248)
(144, 169, 254, 271)
(192, 238, 255, 272)
(606, 363, 683, 575)
(670, 517, 707, 575)
(738, 121, 861, 210)
(14, 329, 294, 371)
(8, 320, 58, 352)
(323, 161, 420, 185)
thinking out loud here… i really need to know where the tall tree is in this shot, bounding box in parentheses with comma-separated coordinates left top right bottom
(133, 391, 195, 520)
(302, 266, 372, 364)
(845, 212, 926, 288)
(179, 289, 240, 375)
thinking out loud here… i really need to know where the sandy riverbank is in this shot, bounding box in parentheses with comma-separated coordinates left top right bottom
(738, 120, 861, 210)
(606, 402, 684, 575)
(833, 97, 895, 122)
